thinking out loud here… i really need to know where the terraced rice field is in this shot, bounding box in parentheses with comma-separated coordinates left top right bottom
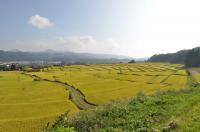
(29, 63, 189, 105)
(0, 72, 78, 132)
(0, 63, 189, 131)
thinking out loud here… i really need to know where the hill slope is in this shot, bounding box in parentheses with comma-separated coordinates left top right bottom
(148, 47, 200, 67)
(148, 49, 189, 64)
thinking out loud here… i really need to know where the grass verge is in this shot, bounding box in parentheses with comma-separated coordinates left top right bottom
(48, 86, 200, 132)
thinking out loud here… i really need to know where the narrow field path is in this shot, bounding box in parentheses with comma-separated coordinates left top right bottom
(22, 73, 96, 110)
(188, 68, 199, 76)
(188, 68, 200, 84)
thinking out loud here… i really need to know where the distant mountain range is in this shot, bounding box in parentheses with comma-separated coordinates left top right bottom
(0, 50, 132, 64)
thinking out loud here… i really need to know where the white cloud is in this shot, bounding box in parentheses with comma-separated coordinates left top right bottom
(29, 14, 54, 29)
(55, 36, 123, 54)
(11, 36, 125, 56)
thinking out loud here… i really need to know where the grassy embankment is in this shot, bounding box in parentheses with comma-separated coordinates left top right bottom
(49, 68, 200, 132)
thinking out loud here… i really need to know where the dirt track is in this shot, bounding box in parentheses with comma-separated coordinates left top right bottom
(22, 73, 96, 110)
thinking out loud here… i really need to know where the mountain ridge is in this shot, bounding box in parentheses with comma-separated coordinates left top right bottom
(0, 50, 132, 64)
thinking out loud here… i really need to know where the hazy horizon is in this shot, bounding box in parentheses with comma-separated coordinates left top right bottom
(1, 0, 200, 58)
(0, 47, 194, 59)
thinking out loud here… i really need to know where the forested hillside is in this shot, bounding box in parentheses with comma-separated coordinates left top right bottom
(148, 50, 189, 63)
(148, 47, 200, 67)
(185, 47, 200, 67)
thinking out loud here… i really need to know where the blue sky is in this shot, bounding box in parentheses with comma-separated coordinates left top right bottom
(0, 0, 200, 57)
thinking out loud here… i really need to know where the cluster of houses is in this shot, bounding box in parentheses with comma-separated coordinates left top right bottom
(0, 60, 93, 72)
(0, 61, 63, 72)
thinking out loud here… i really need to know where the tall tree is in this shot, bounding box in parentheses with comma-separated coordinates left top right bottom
(185, 47, 200, 67)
